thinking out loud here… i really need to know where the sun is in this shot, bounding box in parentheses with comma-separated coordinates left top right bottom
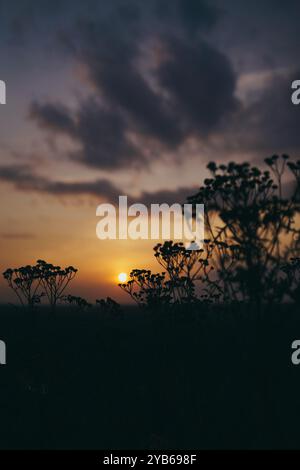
(118, 272, 127, 283)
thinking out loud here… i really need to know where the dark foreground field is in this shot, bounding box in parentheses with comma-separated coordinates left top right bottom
(0, 303, 299, 449)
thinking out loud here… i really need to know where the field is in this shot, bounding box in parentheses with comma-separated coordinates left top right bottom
(0, 303, 299, 450)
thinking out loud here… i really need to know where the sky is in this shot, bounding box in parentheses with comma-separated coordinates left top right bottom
(0, 0, 299, 303)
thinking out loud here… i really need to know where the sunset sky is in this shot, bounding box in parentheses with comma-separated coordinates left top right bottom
(0, 0, 300, 303)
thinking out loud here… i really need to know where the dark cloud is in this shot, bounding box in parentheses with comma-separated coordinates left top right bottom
(1, 0, 219, 42)
(116, 2, 141, 23)
(0, 232, 36, 240)
(245, 71, 300, 152)
(157, 37, 238, 135)
(30, 101, 75, 134)
(29, 10, 239, 170)
(178, 0, 219, 34)
(212, 0, 300, 72)
(0, 164, 195, 205)
(0, 165, 45, 190)
(0, 164, 119, 201)
(83, 41, 183, 147)
(220, 69, 300, 156)
(135, 187, 197, 206)
(71, 100, 142, 169)
(30, 99, 142, 170)
(154, 0, 219, 35)
(4, 0, 298, 172)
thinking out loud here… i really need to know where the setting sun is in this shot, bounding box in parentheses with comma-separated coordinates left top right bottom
(118, 272, 127, 283)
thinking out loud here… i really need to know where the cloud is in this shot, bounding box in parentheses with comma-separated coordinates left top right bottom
(219, 68, 300, 156)
(0, 164, 119, 201)
(134, 186, 197, 206)
(30, 99, 142, 170)
(177, 0, 219, 35)
(0, 164, 195, 205)
(26, 1, 238, 170)
(9, 0, 299, 171)
(244, 70, 300, 152)
(30, 101, 75, 134)
(157, 37, 238, 135)
(154, 0, 219, 35)
(0, 232, 36, 240)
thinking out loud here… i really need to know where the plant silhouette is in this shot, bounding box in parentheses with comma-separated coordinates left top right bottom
(118, 241, 223, 307)
(2, 156, 300, 312)
(96, 297, 121, 315)
(3, 260, 78, 312)
(1, 157, 300, 453)
(119, 269, 171, 308)
(61, 294, 92, 311)
(120, 156, 300, 308)
(187, 155, 300, 306)
(36, 260, 77, 313)
(281, 257, 300, 304)
(2, 265, 43, 308)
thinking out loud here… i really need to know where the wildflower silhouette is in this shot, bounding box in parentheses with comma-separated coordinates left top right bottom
(2, 265, 43, 308)
(2, 157, 300, 312)
(281, 257, 300, 304)
(96, 297, 121, 315)
(188, 155, 300, 306)
(36, 260, 77, 313)
(61, 294, 92, 311)
(118, 240, 216, 307)
(3, 260, 78, 312)
(120, 156, 300, 308)
(154, 240, 215, 303)
(119, 269, 171, 308)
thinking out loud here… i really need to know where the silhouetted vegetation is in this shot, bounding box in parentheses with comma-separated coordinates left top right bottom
(281, 257, 300, 304)
(3, 260, 78, 313)
(3, 265, 43, 308)
(1, 157, 300, 449)
(61, 295, 92, 311)
(119, 155, 300, 309)
(36, 260, 78, 313)
(96, 297, 122, 316)
(2, 156, 300, 313)
(118, 242, 215, 307)
(188, 155, 300, 305)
